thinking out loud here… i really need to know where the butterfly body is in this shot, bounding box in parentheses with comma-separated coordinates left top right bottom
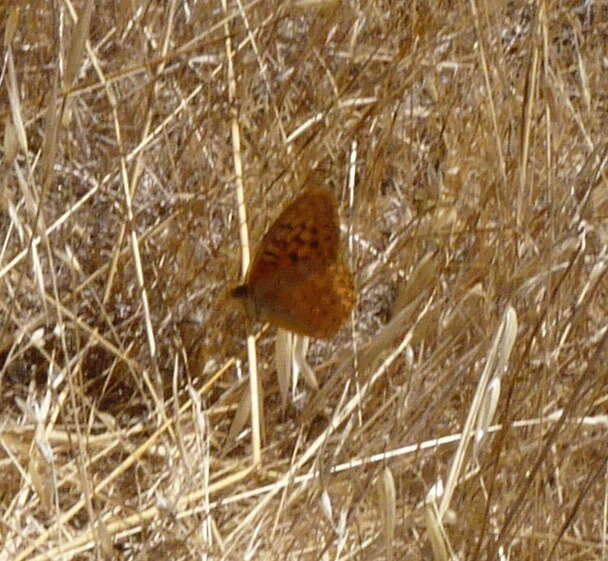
(232, 187, 354, 338)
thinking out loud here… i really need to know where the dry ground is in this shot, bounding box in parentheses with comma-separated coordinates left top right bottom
(1, 1, 608, 560)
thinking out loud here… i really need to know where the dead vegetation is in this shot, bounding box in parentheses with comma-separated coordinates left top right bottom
(1, 1, 608, 559)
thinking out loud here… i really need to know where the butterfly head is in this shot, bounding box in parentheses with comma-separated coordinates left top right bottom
(230, 285, 249, 299)
(230, 283, 259, 320)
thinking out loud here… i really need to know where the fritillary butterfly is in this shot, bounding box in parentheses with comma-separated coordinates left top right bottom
(232, 187, 355, 338)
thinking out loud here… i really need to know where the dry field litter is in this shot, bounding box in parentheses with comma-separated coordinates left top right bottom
(1, 1, 608, 560)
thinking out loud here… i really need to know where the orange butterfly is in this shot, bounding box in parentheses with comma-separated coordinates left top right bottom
(232, 188, 355, 338)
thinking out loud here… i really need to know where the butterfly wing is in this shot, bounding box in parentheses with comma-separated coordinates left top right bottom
(255, 260, 355, 339)
(234, 187, 354, 338)
(245, 187, 340, 291)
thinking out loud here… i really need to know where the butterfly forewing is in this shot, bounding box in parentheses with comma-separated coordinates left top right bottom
(245, 187, 340, 291)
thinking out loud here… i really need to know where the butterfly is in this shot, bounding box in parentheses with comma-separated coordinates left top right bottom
(231, 187, 355, 339)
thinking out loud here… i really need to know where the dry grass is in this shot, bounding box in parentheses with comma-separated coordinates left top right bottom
(1, 1, 608, 559)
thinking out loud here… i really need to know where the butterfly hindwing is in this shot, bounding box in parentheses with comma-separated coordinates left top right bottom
(257, 261, 354, 338)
